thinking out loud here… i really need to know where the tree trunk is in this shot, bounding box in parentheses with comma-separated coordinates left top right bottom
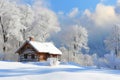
(0, 16, 8, 52)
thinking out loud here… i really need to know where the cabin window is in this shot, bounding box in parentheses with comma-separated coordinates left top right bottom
(31, 54, 35, 59)
(24, 54, 28, 59)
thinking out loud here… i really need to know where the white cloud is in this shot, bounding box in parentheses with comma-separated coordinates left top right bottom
(117, 0, 120, 4)
(84, 3, 119, 27)
(68, 8, 79, 18)
(31, 0, 51, 9)
(84, 9, 91, 17)
(58, 11, 64, 15)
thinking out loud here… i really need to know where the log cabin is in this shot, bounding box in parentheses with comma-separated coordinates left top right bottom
(15, 37, 62, 62)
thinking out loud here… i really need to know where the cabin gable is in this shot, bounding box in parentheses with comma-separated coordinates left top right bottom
(18, 42, 38, 62)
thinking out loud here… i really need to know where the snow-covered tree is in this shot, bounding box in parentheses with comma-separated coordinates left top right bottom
(59, 46, 69, 62)
(18, 0, 61, 41)
(25, 1, 60, 42)
(104, 24, 120, 57)
(0, 0, 61, 61)
(19, 4, 34, 40)
(0, 0, 25, 53)
(62, 25, 89, 56)
(101, 24, 120, 69)
(59, 27, 92, 65)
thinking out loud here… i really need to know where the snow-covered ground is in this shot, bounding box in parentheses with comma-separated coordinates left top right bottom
(0, 61, 120, 80)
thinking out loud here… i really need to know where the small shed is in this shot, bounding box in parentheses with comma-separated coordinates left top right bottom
(15, 37, 62, 62)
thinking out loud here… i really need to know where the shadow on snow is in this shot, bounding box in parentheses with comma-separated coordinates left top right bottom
(0, 62, 120, 77)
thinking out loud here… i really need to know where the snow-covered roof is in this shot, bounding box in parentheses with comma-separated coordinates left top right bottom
(16, 41, 62, 55)
(29, 41, 62, 55)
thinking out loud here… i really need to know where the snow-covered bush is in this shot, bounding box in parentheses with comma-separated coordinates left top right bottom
(94, 53, 120, 69)
(47, 58, 60, 66)
(74, 53, 93, 66)
(60, 46, 94, 66)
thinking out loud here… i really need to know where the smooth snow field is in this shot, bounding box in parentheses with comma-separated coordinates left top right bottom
(0, 61, 120, 80)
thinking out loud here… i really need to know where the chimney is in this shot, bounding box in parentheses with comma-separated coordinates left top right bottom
(29, 36, 34, 41)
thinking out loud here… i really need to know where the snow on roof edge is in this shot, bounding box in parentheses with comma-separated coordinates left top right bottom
(29, 41, 62, 55)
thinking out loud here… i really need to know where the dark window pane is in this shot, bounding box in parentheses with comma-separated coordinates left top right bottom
(31, 54, 35, 59)
(24, 54, 28, 59)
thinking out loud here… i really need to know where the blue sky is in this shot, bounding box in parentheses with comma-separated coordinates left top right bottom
(49, 0, 117, 13)
(48, 0, 100, 12)
(23, 0, 117, 13)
